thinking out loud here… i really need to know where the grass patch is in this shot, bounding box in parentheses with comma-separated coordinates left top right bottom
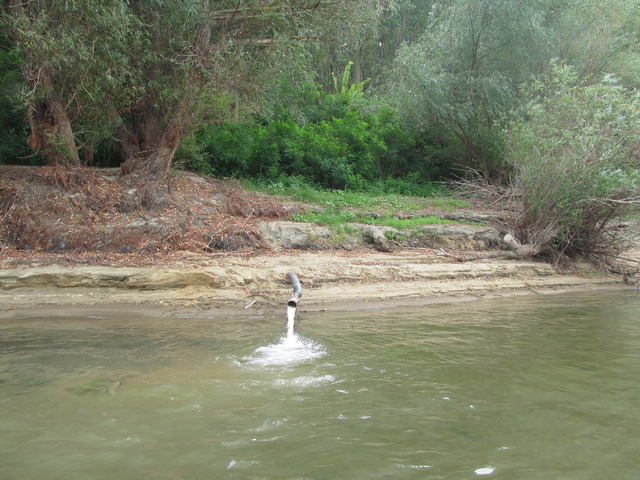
(292, 210, 451, 228)
(292, 210, 357, 225)
(244, 176, 470, 214)
(360, 214, 451, 229)
(431, 197, 471, 210)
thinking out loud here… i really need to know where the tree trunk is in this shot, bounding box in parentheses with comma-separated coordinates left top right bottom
(133, 99, 162, 153)
(116, 98, 167, 177)
(352, 42, 364, 85)
(138, 124, 181, 180)
(27, 99, 81, 167)
(114, 122, 141, 176)
(117, 97, 183, 181)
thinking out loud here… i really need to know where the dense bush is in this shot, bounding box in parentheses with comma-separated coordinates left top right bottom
(192, 75, 445, 190)
(0, 41, 37, 164)
(502, 63, 640, 262)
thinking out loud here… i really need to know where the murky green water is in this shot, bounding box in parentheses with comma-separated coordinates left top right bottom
(1, 289, 640, 480)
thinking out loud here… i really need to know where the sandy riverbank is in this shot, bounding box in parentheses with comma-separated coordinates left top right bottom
(2, 166, 637, 319)
(0, 250, 631, 319)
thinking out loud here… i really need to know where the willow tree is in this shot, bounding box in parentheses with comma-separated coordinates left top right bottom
(2, 0, 137, 166)
(4, 0, 380, 176)
(380, 0, 640, 179)
(118, 0, 382, 181)
(550, 0, 640, 85)
(380, 0, 556, 178)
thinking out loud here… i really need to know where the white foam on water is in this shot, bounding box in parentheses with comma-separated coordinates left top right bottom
(272, 374, 335, 389)
(245, 334, 326, 366)
(242, 306, 326, 367)
(251, 418, 288, 432)
(228, 460, 259, 469)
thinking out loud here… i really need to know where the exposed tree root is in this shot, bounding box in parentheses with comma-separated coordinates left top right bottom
(31, 165, 99, 191)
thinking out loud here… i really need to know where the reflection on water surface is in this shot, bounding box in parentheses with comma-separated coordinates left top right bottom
(1, 289, 639, 480)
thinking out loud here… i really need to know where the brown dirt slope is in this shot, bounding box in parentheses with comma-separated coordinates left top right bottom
(0, 165, 289, 263)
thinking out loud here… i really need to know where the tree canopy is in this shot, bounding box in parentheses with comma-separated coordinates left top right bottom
(3, 0, 137, 166)
(1, 0, 640, 264)
(1, 0, 639, 182)
(2, 0, 384, 177)
(378, 0, 639, 177)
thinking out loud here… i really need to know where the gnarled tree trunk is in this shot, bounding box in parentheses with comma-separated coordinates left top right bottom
(117, 117, 181, 191)
(115, 122, 141, 176)
(27, 98, 81, 167)
(140, 124, 181, 180)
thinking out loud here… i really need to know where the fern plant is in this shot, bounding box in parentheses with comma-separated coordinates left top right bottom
(332, 61, 370, 104)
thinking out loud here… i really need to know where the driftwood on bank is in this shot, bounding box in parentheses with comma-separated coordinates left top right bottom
(457, 234, 541, 262)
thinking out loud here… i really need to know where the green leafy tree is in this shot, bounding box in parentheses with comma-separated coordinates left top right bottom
(4, 0, 381, 178)
(0, 33, 33, 163)
(2, 0, 138, 166)
(308, 0, 436, 92)
(305, 0, 388, 91)
(251, 42, 321, 125)
(116, 0, 382, 181)
(381, 0, 555, 179)
(550, 0, 640, 85)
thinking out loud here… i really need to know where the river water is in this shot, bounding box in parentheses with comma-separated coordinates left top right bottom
(1, 289, 639, 479)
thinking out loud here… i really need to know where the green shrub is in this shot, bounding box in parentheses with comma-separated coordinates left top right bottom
(194, 69, 442, 189)
(504, 63, 640, 261)
(292, 209, 357, 225)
